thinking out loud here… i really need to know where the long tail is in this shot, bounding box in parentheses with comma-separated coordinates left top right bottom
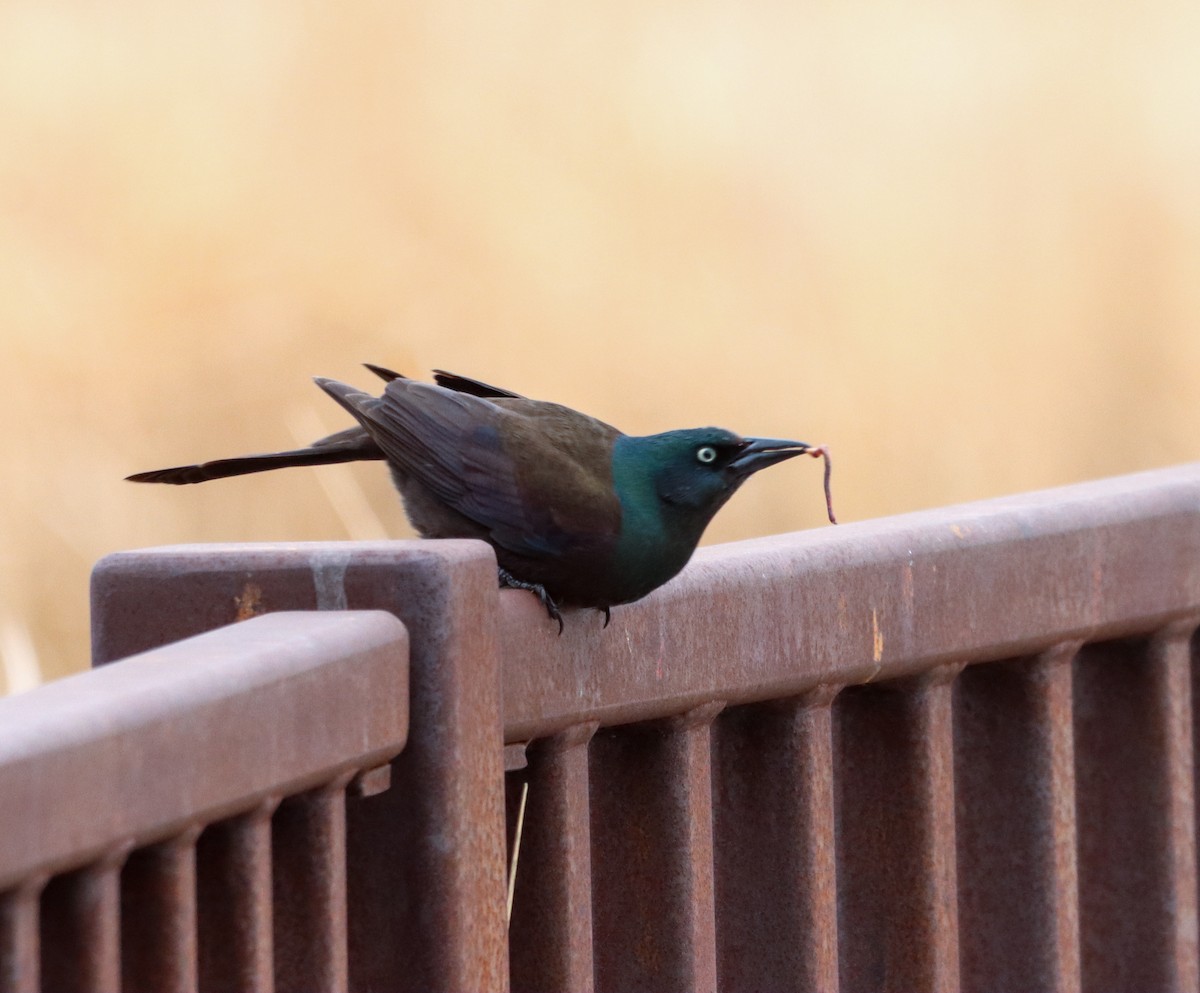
(126, 426, 384, 485)
(127, 364, 515, 485)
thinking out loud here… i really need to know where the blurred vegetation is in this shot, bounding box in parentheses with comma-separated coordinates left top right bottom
(2, 0, 1198, 689)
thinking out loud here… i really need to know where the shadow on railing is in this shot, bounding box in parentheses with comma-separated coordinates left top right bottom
(5, 463, 1200, 992)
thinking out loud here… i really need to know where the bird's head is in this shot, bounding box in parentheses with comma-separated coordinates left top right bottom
(604, 427, 817, 604)
(618, 427, 813, 518)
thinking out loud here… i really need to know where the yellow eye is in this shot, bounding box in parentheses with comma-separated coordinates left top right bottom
(696, 445, 718, 464)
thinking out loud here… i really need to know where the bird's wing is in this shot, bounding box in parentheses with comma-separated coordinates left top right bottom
(319, 377, 621, 558)
(431, 369, 525, 399)
(363, 363, 407, 383)
(363, 363, 526, 399)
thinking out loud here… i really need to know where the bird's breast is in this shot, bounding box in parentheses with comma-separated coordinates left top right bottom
(606, 499, 705, 605)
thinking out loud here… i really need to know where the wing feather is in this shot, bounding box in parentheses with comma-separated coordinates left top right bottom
(353, 379, 622, 558)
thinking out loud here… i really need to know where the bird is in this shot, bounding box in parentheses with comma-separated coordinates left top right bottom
(127, 365, 834, 632)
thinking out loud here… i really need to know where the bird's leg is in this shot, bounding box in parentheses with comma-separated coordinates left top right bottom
(600, 606, 611, 628)
(498, 568, 565, 635)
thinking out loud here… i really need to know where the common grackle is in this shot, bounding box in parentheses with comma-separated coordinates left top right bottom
(128, 366, 833, 631)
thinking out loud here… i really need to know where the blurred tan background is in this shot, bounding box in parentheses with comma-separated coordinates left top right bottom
(2, 0, 1198, 690)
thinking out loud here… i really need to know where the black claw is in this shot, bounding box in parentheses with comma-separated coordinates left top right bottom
(498, 568, 565, 635)
(601, 606, 611, 628)
(547, 599, 564, 636)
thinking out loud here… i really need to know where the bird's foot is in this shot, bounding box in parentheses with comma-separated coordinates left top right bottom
(498, 568, 564, 635)
(600, 606, 611, 628)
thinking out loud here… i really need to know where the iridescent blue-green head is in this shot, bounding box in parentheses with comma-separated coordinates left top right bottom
(607, 427, 812, 604)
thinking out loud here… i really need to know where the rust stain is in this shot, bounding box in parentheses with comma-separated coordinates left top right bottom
(234, 582, 265, 621)
(861, 607, 885, 682)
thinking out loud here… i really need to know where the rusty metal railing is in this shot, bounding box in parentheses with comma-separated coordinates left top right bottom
(80, 463, 1200, 992)
(499, 463, 1200, 993)
(0, 611, 409, 993)
(90, 542, 510, 993)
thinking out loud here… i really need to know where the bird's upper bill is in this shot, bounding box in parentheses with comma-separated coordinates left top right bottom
(727, 437, 813, 476)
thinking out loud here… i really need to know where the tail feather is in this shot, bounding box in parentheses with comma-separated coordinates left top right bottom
(126, 366, 521, 487)
(127, 426, 382, 485)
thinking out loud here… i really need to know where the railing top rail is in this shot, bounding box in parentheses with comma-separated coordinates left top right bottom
(501, 463, 1200, 741)
(0, 610, 409, 888)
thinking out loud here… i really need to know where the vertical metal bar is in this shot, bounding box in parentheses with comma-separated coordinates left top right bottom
(39, 853, 125, 993)
(197, 801, 277, 993)
(120, 829, 201, 993)
(590, 702, 722, 993)
(1075, 623, 1200, 993)
(713, 688, 839, 993)
(339, 548, 508, 993)
(273, 778, 351, 993)
(954, 645, 1081, 993)
(1154, 624, 1200, 989)
(835, 665, 961, 993)
(508, 723, 598, 993)
(0, 881, 42, 993)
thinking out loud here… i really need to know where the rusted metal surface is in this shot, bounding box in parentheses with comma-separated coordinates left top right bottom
(38, 856, 124, 993)
(90, 540, 509, 993)
(712, 690, 839, 993)
(0, 610, 407, 993)
(496, 464, 1200, 993)
(953, 645, 1082, 992)
(498, 464, 1200, 740)
(0, 883, 40, 993)
(196, 803, 276, 992)
(588, 704, 722, 993)
(508, 724, 597, 993)
(120, 830, 200, 993)
(1073, 625, 1200, 992)
(0, 611, 408, 889)
(347, 763, 391, 798)
(272, 779, 353, 993)
(834, 667, 962, 992)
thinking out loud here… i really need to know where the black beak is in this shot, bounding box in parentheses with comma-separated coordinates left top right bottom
(728, 437, 812, 477)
